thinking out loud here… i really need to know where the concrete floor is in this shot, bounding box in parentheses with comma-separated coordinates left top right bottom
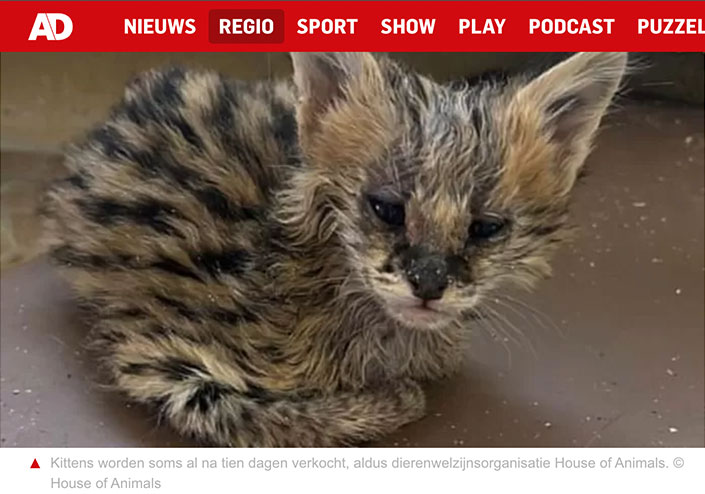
(0, 101, 703, 447)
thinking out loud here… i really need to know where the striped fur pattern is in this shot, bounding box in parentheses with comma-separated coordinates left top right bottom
(42, 52, 627, 446)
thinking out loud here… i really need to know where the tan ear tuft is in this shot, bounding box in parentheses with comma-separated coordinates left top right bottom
(515, 52, 628, 179)
(288, 52, 394, 174)
(290, 52, 382, 133)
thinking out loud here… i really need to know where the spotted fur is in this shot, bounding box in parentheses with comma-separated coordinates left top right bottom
(42, 52, 627, 446)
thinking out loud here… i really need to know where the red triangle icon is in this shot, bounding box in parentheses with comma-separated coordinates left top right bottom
(30, 459, 40, 469)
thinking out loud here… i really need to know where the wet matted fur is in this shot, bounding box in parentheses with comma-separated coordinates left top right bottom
(42, 52, 628, 446)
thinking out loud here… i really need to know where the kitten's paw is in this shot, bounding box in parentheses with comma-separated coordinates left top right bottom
(395, 379, 427, 422)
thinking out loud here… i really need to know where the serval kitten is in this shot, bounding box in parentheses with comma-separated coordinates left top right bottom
(42, 52, 627, 446)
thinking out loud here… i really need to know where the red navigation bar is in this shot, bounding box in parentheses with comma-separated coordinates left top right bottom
(1, 1, 704, 52)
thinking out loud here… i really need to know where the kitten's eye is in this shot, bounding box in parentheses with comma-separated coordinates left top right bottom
(468, 216, 507, 241)
(368, 196, 405, 227)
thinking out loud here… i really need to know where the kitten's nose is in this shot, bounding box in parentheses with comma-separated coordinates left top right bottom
(406, 254, 448, 301)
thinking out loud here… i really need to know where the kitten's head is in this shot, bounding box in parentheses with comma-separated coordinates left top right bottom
(289, 52, 627, 330)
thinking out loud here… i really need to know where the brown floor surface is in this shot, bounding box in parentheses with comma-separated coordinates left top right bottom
(1, 102, 703, 447)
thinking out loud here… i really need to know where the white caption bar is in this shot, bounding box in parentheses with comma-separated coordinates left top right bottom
(1, 447, 702, 493)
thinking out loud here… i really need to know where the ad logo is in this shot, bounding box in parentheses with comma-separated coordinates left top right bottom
(28, 13, 73, 40)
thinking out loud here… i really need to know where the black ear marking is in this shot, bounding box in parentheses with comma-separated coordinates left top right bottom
(546, 94, 580, 119)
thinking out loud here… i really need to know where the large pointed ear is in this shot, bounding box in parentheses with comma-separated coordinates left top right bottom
(513, 52, 628, 186)
(289, 52, 393, 171)
(290, 52, 385, 135)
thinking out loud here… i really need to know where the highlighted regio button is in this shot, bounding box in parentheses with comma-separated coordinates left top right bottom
(209, 10, 284, 43)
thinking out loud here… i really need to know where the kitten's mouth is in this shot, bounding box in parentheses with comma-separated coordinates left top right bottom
(382, 295, 454, 329)
(369, 273, 463, 329)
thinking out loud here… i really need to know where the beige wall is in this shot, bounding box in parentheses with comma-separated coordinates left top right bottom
(1, 52, 702, 152)
(1, 53, 292, 152)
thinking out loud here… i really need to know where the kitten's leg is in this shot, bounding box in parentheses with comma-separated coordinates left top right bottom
(99, 331, 425, 447)
(182, 382, 425, 447)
